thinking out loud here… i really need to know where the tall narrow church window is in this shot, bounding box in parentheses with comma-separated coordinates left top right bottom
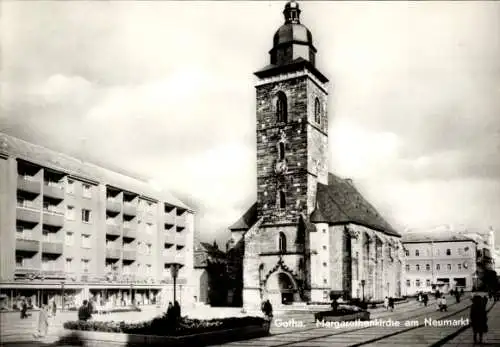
(355, 252, 359, 280)
(279, 232, 287, 253)
(279, 142, 285, 160)
(314, 97, 321, 124)
(279, 190, 286, 208)
(259, 264, 264, 283)
(276, 92, 288, 123)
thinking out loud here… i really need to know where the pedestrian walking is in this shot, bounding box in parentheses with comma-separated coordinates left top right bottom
(384, 297, 389, 310)
(423, 294, 428, 307)
(470, 295, 488, 344)
(388, 297, 394, 311)
(20, 299, 28, 319)
(33, 305, 49, 339)
(51, 300, 57, 317)
(439, 295, 447, 312)
(261, 299, 273, 320)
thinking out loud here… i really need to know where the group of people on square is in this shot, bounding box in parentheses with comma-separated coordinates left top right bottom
(383, 297, 395, 311)
(417, 292, 429, 306)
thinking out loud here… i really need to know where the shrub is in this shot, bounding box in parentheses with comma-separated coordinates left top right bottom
(64, 316, 267, 337)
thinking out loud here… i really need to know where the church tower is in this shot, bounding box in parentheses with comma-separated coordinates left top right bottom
(233, 0, 402, 309)
(255, 1, 329, 226)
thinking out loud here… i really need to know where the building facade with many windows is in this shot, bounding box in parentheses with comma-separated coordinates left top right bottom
(402, 231, 477, 295)
(0, 132, 195, 309)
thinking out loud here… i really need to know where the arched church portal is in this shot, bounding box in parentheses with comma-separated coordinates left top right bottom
(264, 271, 298, 305)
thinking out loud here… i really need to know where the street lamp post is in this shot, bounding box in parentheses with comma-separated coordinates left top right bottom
(61, 282, 65, 312)
(166, 262, 182, 303)
(431, 241, 435, 290)
(129, 284, 133, 306)
(360, 280, 366, 302)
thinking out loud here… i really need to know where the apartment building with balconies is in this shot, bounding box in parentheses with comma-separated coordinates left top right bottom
(0, 132, 195, 310)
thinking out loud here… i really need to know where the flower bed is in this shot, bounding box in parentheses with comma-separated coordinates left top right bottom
(67, 305, 141, 314)
(64, 315, 268, 337)
(63, 315, 270, 347)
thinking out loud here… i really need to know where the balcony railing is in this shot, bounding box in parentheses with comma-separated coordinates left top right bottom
(123, 250, 137, 261)
(123, 228, 137, 239)
(105, 248, 121, 259)
(106, 198, 122, 213)
(163, 252, 184, 264)
(164, 232, 175, 244)
(42, 241, 63, 254)
(16, 232, 35, 240)
(43, 206, 64, 215)
(43, 182, 65, 200)
(164, 213, 175, 225)
(42, 208, 64, 227)
(123, 202, 137, 216)
(17, 176, 41, 194)
(176, 214, 186, 228)
(16, 204, 41, 223)
(123, 221, 137, 230)
(106, 223, 121, 237)
(16, 239, 40, 253)
(175, 233, 186, 246)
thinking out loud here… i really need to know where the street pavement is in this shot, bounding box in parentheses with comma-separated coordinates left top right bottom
(1, 293, 495, 347)
(442, 299, 500, 347)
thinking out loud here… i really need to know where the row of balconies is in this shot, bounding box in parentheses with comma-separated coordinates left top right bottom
(17, 176, 66, 199)
(18, 176, 188, 222)
(105, 248, 137, 261)
(16, 239, 64, 254)
(106, 198, 138, 216)
(164, 232, 186, 246)
(17, 204, 65, 226)
(16, 238, 177, 264)
(164, 213, 186, 228)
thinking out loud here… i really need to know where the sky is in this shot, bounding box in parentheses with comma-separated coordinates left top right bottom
(1, 1, 500, 248)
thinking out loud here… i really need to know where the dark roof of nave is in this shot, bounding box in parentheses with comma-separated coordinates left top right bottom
(228, 174, 399, 237)
(193, 241, 226, 268)
(311, 173, 401, 237)
(402, 231, 476, 244)
(199, 242, 226, 257)
(254, 57, 329, 83)
(228, 202, 258, 231)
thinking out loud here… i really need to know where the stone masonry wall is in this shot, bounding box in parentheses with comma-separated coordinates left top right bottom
(306, 78, 329, 186)
(256, 76, 311, 225)
(309, 222, 328, 290)
(329, 225, 345, 292)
